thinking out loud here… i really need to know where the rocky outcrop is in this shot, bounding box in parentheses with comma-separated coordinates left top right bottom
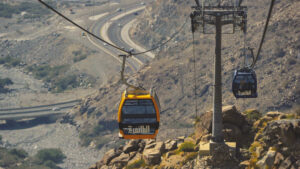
(248, 114, 300, 168)
(89, 137, 182, 169)
(194, 105, 254, 147)
(89, 108, 300, 169)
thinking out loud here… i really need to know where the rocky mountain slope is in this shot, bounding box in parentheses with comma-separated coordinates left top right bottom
(71, 0, 299, 149)
(88, 106, 300, 169)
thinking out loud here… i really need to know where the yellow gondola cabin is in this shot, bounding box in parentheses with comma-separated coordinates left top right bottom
(118, 89, 160, 139)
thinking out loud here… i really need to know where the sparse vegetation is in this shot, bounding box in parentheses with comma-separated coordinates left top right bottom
(72, 50, 88, 62)
(0, 77, 13, 93)
(243, 109, 262, 123)
(26, 64, 81, 92)
(0, 1, 54, 19)
(178, 142, 195, 152)
(0, 56, 21, 67)
(8, 149, 28, 159)
(0, 147, 65, 169)
(26, 65, 68, 82)
(54, 74, 80, 92)
(34, 148, 66, 165)
(126, 159, 146, 169)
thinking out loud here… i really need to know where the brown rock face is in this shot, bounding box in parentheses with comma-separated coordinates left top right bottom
(165, 140, 177, 151)
(210, 143, 238, 167)
(222, 105, 246, 128)
(97, 148, 122, 167)
(123, 140, 140, 153)
(262, 120, 299, 147)
(143, 142, 166, 165)
(143, 149, 162, 165)
(274, 152, 284, 166)
(279, 156, 296, 169)
(195, 105, 252, 147)
(110, 153, 130, 168)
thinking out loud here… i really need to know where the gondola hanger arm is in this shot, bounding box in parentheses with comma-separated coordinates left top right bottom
(119, 54, 142, 90)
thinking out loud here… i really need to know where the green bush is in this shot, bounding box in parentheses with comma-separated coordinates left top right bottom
(243, 109, 262, 122)
(54, 74, 79, 92)
(73, 55, 87, 62)
(43, 160, 61, 169)
(26, 65, 68, 81)
(34, 148, 66, 164)
(178, 142, 195, 152)
(9, 149, 28, 159)
(0, 77, 13, 93)
(0, 56, 21, 67)
(0, 78, 13, 88)
(126, 159, 146, 169)
(0, 135, 2, 142)
(93, 124, 105, 135)
(0, 148, 21, 167)
(0, 1, 54, 19)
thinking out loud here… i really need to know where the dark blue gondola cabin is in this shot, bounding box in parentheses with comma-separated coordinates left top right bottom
(232, 68, 258, 98)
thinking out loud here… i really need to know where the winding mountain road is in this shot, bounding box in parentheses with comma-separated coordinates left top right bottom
(0, 1, 154, 121)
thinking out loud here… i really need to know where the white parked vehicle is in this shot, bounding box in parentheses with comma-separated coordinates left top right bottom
(52, 107, 60, 111)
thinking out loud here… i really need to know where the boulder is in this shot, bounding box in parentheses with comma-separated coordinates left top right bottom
(279, 122, 296, 145)
(210, 143, 237, 167)
(143, 141, 165, 165)
(223, 123, 242, 142)
(143, 149, 162, 165)
(123, 140, 140, 153)
(138, 140, 146, 153)
(200, 134, 212, 142)
(292, 120, 300, 135)
(145, 142, 156, 149)
(195, 111, 212, 140)
(165, 140, 177, 151)
(177, 136, 185, 144)
(97, 148, 122, 166)
(127, 153, 143, 167)
(266, 111, 284, 118)
(279, 156, 296, 169)
(256, 148, 276, 168)
(154, 142, 166, 154)
(239, 161, 250, 168)
(274, 152, 284, 166)
(222, 105, 246, 128)
(110, 153, 130, 168)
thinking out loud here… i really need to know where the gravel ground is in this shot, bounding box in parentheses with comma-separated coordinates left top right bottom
(0, 121, 107, 169)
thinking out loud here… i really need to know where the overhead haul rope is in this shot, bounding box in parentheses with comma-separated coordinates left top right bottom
(191, 15, 198, 119)
(38, 0, 188, 57)
(250, 0, 275, 69)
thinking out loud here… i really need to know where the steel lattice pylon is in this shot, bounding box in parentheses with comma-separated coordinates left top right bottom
(190, 3, 247, 143)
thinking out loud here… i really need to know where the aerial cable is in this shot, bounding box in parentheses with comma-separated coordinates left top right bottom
(38, 0, 188, 57)
(192, 30, 198, 119)
(195, 0, 200, 7)
(250, 0, 275, 69)
(119, 54, 143, 90)
(37, 0, 130, 55)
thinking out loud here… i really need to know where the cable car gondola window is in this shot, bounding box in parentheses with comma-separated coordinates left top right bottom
(232, 68, 258, 98)
(121, 99, 157, 124)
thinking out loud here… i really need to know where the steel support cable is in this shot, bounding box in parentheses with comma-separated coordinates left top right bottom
(192, 31, 198, 119)
(195, 0, 201, 7)
(250, 0, 275, 69)
(119, 54, 141, 90)
(37, 0, 130, 54)
(238, 0, 244, 6)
